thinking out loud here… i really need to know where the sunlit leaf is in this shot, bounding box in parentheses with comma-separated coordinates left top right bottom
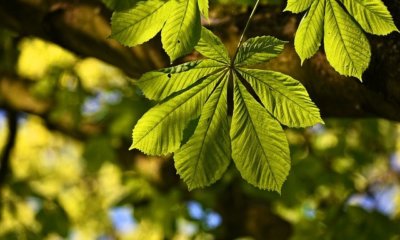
(195, 27, 230, 64)
(238, 68, 323, 127)
(294, 0, 325, 63)
(131, 71, 226, 155)
(175, 74, 230, 190)
(110, 0, 171, 46)
(324, 0, 371, 79)
(162, 0, 201, 62)
(340, 0, 399, 35)
(235, 36, 287, 66)
(230, 78, 290, 192)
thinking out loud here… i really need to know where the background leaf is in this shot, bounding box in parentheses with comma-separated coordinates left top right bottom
(340, 0, 399, 35)
(324, 0, 371, 79)
(110, 0, 170, 46)
(294, 0, 325, 63)
(162, 0, 201, 62)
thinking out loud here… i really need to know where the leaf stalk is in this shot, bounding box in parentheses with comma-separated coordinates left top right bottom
(231, 0, 261, 66)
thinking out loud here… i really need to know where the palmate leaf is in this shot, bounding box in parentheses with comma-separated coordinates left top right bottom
(231, 78, 290, 192)
(131, 27, 323, 192)
(287, 0, 397, 80)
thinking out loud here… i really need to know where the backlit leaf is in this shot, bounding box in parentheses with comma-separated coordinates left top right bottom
(294, 0, 325, 63)
(230, 78, 290, 192)
(340, 0, 399, 35)
(110, 0, 171, 46)
(238, 68, 323, 127)
(162, 0, 201, 62)
(175, 74, 230, 190)
(324, 0, 371, 79)
(235, 36, 287, 66)
(131, 71, 226, 155)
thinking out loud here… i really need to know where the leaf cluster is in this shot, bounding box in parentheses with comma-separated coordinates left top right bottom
(285, 0, 399, 80)
(130, 28, 323, 192)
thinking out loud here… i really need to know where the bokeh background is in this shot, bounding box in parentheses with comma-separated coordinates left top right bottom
(1, 0, 400, 239)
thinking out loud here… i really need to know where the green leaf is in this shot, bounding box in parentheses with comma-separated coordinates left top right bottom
(324, 0, 371, 79)
(238, 68, 323, 128)
(294, 0, 325, 63)
(284, 0, 314, 13)
(340, 0, 399, 35)
(174, 75, 230, 190)
(137, 59, 225, 100)
(230, 77, 290, 192)
(234, 36, 287, 66)
(198, 0, 209, 18)
(131, 71, 226, 155)
(162, 0, 201, 62)
(110, 0, 171, 46)
(195, 27, 230, 64)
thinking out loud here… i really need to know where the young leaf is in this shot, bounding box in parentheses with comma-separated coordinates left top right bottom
(234, 36, 287, 66)
(284, 0, 314, 13)
(195, 27, 230, 64)
(238, 68, 323, 128)
(340, 0, 399, 35)
(174, 75, 230, 190)
(131, 71, 225, 155)
(137, 60, 225, 100)
(162, 0, 201, 62)
(324, 0, 371, 79)
(230, 78, 290, 192)
(110, 0, 171, 46)
(294, 0, 325, 63)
